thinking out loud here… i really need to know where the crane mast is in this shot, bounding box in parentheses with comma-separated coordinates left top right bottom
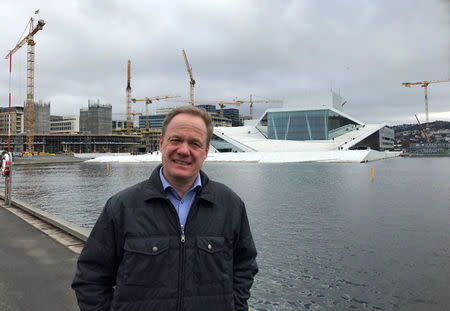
(402, 79, 450, 127)
(126, 60, 132, 134)
(182, 49, 195, 106)
(5, 17, 45, 153)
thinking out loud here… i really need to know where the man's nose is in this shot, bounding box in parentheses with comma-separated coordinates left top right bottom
(177, 142, 190, 155)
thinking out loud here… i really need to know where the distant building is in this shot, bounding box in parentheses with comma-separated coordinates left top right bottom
(196, 104, 217, 114)
(409, 142, 449, 155)
(0, 101, 52, 135)
(79, 100, 112, 134)
(0, 107, 24, 134)
(139, 106, 232, 130)
(139, 114, 164, 129)
(223, 108, 242, 127)
(34, 101, 51, 134)
(112, 120, 126, 130)
(50, 115, 79, 134)
(79, 108, 89, 133)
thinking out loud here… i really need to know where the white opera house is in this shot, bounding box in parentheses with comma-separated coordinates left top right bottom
(207, 92, 399, 163)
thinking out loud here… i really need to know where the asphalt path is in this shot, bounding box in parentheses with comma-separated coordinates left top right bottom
(0, 205, 79, 311)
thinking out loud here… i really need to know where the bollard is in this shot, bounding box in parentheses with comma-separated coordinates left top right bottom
(371, 168, 374, 181)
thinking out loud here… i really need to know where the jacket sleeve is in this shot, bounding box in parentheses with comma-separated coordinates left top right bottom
(233, 203, 258, 311)
(72, 199, 122, 311)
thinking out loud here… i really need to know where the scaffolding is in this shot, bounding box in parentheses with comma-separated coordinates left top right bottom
(79, 100, 112, 134)
(34, 101, 50, 134)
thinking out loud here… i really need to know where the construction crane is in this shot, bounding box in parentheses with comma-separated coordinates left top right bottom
(171, 99, 244, 117)
(402, 79, 450, 126)
(5, 17, 46, 153)
(415, 114, 430, 143)
(182, 49, 195, 105)
(126, 60, 132, 134)
(234, 94, 283, 119)
(131, 95, 180, 131)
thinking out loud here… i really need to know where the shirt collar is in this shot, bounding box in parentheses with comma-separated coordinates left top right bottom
(159, 166, 202, 192)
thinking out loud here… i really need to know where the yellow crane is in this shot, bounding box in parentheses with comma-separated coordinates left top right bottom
(182, 49, 195, 105)
(5, 17, 46, 153)
(234, 94, 283, 119)
(131, 95, 180, 131)
(126, 60, 132, 134)
(402, 79, 450, 125)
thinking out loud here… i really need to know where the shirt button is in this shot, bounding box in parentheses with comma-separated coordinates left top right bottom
(152, 246, 158, 252)
(180, 199, 184, 204)
(207, 244, 212, 250)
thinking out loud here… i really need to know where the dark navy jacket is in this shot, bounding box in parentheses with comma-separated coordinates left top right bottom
(72, 165, 258, 311)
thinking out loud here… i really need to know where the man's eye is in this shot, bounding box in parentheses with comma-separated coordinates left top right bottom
(169, 138, 181, 143)
(190, 142, 202, 148)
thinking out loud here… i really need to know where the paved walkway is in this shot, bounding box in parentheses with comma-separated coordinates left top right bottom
(0, 204, 80, 311)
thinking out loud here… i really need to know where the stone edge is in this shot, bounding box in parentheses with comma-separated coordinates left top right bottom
(0, 195, 90, 242)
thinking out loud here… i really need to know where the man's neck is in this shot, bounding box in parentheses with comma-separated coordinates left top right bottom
(170, 180, 194, 198)
(161, 168, 198, 198)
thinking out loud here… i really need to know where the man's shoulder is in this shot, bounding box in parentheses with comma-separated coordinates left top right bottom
(106, 178, 160, 209)
(203, 179, 243, 206)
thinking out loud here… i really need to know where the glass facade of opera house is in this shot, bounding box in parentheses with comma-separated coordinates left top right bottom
(256, 109, 362, 141)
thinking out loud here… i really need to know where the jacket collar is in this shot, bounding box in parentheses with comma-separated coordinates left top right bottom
(143, 164, 215, 206)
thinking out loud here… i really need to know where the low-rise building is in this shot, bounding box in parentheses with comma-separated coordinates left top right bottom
(50, 115, 80, 134)
(0, 107, 24, 134)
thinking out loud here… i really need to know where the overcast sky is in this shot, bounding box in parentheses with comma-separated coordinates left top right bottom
(1, 0, 449, 125)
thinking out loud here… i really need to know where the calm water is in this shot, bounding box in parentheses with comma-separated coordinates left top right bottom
(3, 157, 450, 311)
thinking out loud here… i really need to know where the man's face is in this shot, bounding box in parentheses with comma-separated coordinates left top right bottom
(160, 113, 209, 186)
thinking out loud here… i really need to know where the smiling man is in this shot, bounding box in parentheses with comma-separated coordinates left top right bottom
(72, 106, 258, 311)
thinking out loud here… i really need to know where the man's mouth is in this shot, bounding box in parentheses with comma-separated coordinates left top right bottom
(173, 159, 190, 165)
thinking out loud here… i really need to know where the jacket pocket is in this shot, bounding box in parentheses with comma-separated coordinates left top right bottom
(122, 236, 170, 287)
(195, 236, 232, 283)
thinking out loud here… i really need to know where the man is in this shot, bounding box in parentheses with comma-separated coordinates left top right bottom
(72, 106, 258, 311)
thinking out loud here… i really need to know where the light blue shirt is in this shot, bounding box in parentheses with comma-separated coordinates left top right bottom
(159, 167, 202, 227)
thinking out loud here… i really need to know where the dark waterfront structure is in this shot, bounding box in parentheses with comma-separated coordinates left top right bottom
(223, 108, 243, 126)
(138, 114, 166, 129)
(408, 142, 449, 155)
(0, 134, 140, 153)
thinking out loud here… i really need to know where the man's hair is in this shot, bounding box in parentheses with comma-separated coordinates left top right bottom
(161, 105, 213, 146)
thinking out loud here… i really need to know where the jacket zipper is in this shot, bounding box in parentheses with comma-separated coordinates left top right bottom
(178, 223, 186, 311)
(167, 196, 200, 311)
(165, 197, 186, 311)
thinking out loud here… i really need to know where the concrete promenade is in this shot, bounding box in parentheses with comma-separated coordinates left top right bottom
(0, 202, 80, 311)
